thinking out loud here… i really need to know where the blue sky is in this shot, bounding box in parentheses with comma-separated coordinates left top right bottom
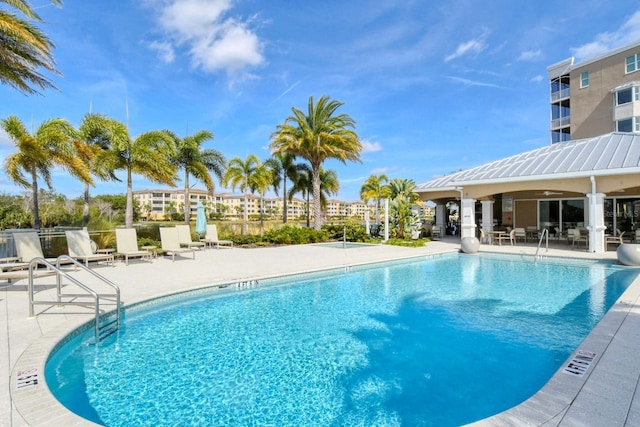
(2, 0, 640, 202)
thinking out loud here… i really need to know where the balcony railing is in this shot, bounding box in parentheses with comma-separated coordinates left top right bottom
(551, 116, 571, 129)
(551, 88, 570, 102)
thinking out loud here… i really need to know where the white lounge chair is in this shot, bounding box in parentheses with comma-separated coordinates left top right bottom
(176, 225, 206, 250)
(160, 228, 195, 261)
(13, 231, 48, 262)
(65, 230, 115, 267)
(201, 224, 233, 249)
(115, 228, 153, 265)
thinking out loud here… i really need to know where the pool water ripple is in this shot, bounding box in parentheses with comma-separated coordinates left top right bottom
(46, 254, 639, 426)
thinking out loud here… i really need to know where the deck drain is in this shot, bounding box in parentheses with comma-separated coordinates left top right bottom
(562, 350, 596, 376)
(16, 368, 39, 389)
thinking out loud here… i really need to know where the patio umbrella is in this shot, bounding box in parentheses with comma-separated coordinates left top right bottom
(195, 202, 207, 236)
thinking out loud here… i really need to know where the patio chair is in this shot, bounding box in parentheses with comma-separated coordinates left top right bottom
(160, 228, 195, 261)
(65, 230, 115, 267)
(635, 229, 640, 243)
(479, 228, 491, 244)
(605, 230, 625, 248)
(175, 225, 206, 250)
(431, 225, 442, 239)
(201, 224, 233, 249)
(115, 228, 153, 265)
(495, 229, 515, 246)
(568, 229, 588, 249)
(12, 231, 67, 264)
(514, 228, 527, 243)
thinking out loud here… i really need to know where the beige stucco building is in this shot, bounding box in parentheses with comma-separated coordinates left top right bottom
(548, 40, 640, 143)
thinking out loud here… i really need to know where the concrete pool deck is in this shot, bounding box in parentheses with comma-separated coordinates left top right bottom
(1, 238, 639, 426)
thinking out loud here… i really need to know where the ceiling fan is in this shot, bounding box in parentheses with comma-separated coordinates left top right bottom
(535, 191, 563, 196)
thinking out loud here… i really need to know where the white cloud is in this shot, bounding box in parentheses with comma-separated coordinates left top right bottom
(148, 41, 175, 63)
(444, 32, 488, 62)
(530, 74, 543, 83)
(361, 140, 382, 153)
(447, 76, 503, 89)
(370, 167, 390, 175)
(518, 49, 542, 61)
(149, 0, 265, 78)
(571, 10, 640, 61)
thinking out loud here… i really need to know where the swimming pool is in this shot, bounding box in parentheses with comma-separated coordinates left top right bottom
(45, 253, 639, 426)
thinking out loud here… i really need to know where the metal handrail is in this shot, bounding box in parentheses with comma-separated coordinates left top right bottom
(535, 229, 549, 260)
(28, 256, 121, 342)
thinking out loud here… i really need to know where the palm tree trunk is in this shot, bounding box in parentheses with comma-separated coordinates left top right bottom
(312, 164, 322, 230)
(83, 182, 90, 227)
(242, 193, 248, 235)
(260, 194, 264, 235)
(125, 167, 134, 228)
(306, 192, 310, 228)
(31, 168, 40, 229)
(184, 172, 190, 225)
(282, 178, 288, 224)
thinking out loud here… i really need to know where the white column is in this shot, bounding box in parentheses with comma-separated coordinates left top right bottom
(481, 200, 494, 232)
(587, 192, 606, 253)
(460, 198, 477, 239)
(435, 204, 446, 229)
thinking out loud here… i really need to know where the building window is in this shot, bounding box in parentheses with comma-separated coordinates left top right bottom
(580, 71, 589, 88)
(617, 88, 633, 105)
(626, 53, 640, 73)
(617, 118, 633, 132)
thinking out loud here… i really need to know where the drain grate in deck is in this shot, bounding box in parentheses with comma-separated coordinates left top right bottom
(562, 350, 596, 376)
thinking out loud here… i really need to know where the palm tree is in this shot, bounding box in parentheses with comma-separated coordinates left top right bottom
(270, 95, 361, 230)
(318, 168, 339, 218)
(1, 115, 92, 228)
(222, 155, 260, 235)
(74, 113, 119, 227)
(265, 152, 301, 224)
(388, 178, 421, 204)
(97, 121, 177, 228)
(249, 162, 274, 234)
(167, 130, 226, 225)
(289, 165, 339, 227)
(360, 174, 390, 226)
(388, 178, 422, 239)
(288, 163, 312, 227)
(0, 0, 62, 94)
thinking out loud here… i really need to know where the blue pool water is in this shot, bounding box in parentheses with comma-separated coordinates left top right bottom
(46, 254, 639, 426)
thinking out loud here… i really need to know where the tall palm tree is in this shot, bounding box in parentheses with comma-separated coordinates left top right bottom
(1, 115, 92, 228)
(289, 165, 339, 227)
(97, 121, 177, 228)
(0, 0, 62, 94)
(360, 174, 390, 225)
(167, 130, 226, 225)
(74, 113, 119, 227)
(265, 152, 300, 224)
(270, 95, 361, 230)
(222, 155, 260, 235)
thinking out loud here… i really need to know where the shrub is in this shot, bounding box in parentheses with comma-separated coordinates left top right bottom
(322, 222, 367, 242)
(263, 225, 328, 245)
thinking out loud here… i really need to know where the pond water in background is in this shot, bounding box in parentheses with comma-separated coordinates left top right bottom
(46, 254, 639, 426)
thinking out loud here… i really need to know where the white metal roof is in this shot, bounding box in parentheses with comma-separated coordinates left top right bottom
(415, 133, 640, 192)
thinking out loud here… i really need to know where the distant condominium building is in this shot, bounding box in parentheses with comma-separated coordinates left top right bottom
(548, 40, 640, 143)
(132, 189, 374, 221)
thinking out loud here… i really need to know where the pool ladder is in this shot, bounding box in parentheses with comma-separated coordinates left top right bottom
(534, 229, 549, 260)
(27, 255, 121, 343)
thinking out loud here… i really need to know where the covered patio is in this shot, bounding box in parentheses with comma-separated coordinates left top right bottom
(416, 132, 640, 253)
